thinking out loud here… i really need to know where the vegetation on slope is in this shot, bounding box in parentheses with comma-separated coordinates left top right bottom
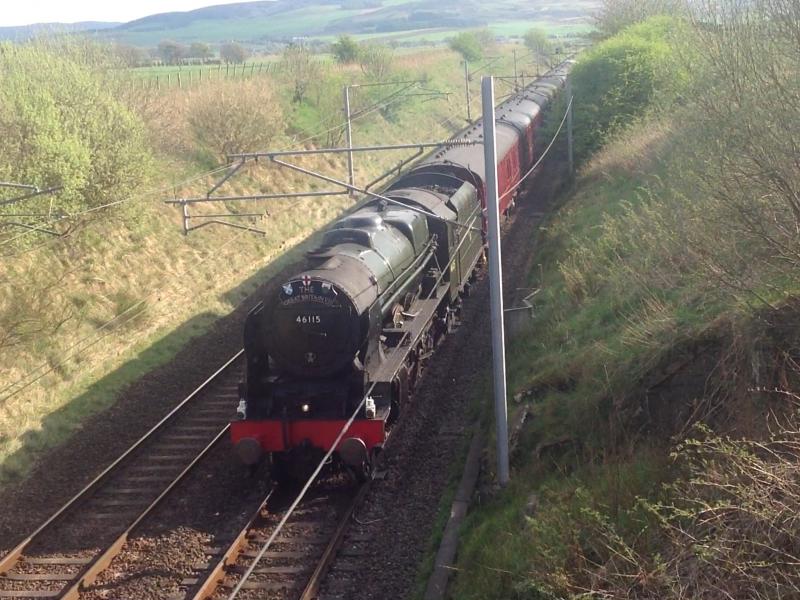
(452, 1, 800, 598)
(0, 41, 152, 215)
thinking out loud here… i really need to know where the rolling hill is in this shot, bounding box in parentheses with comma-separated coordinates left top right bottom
(0, 0, 598, 47)
(0, 21, 119, 41)
(105, 0, 598, 46)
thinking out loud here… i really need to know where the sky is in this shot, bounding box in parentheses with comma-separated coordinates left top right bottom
(0, 0, 252, 27)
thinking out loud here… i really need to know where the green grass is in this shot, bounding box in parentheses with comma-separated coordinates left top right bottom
(112, 7, 366, 46)
(451, 451, 669, 600)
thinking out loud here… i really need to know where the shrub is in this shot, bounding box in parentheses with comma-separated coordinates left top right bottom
(281, 44, 321, 103)
(448, 30, 484, 62)
(569, 16, 685, 162)
(358, 43, 393, 81)
(595, 0, 687, 38)
(331, 35, 360, 64)
(187, 78, 284, 160)
(0, 41, 152, 216)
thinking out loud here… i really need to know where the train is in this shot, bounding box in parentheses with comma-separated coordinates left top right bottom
(231, 61, 572, 481)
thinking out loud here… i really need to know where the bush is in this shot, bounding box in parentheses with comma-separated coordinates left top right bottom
(569, 16, 685, 162)
(281, 44, 321, 103)
(448, 30, 484, 62)
(0, 41, 152, 216)
(358, 43, 393, 81)
(187, 78, 284, 160)
(523, 28, 553, 67)
(331, 35, 360, 64)
(595, 0, 687, 38)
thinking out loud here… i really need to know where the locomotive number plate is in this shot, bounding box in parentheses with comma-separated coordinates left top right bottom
(296, 315, 322, 324)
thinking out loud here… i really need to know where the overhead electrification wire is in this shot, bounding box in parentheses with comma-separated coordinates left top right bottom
(0, 163, 238, 249)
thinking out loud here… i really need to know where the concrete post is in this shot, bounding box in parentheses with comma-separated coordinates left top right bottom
(481, 76, 510, 487)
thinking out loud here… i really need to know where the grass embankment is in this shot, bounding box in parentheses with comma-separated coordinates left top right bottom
(451, 7, 800, 599)
(0, 39, 526, 484)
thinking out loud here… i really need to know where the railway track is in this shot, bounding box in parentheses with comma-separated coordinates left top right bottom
(0, 351, 244, 600)
(176, 481, 368, 600)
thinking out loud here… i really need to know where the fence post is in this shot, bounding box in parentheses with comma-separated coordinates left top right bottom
(178, 72, 182, 88)
(167, 73, 171, 87)
(343, 85, 354, 193)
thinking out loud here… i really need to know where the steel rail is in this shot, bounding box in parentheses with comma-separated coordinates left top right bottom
(187, 488, 275, 600)
(56, 425, 232, 600)
(186, 482, 368, 600)
(297, 482, 372, 600)
(0, 350, 244, 583)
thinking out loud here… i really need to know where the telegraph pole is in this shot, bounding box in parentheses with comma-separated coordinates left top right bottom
(481, 76, 510, 487)
(343, 85, 355, 194)
(464, 60, 472, 122)
(513, 49, 519, 91)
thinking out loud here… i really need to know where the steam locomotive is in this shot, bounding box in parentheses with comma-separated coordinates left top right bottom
(231, 62, 572, 481)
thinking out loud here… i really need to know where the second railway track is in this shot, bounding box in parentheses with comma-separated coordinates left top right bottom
(175, 480, 368, 600)
(0, 351, 245, 600)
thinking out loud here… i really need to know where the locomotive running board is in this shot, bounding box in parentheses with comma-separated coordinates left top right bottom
(372, 283, 449, 385)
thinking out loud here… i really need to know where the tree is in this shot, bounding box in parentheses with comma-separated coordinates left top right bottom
(220, 41, 248, 64)
(448, 31, 484, 62)
(331, 35, 360, 64)
(595, 0, 686, 38)
(523, 28, 553, 67)
(0, 41, 152, 217)
(281, 44, 321, 103)
(568, 17, 676, 161)
(189, 42, 212, 62)
(157, 39, 188, 65)
(112, 43, 148, 68)
(358, 43, 393, 80)
(188, 79, 283, 159)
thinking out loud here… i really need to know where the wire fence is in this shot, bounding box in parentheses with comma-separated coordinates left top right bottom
(129, 61, 284, 90)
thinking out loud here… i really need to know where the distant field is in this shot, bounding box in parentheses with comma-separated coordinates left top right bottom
(126, 58, 336, 84)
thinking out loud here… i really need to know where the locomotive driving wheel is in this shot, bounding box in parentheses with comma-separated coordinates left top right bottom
(350, 452, 375, 483)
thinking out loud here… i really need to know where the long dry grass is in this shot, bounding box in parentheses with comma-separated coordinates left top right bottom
(0, 44, 523, 482)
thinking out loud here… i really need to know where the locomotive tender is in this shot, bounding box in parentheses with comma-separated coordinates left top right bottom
(231, 62, 572, 480)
